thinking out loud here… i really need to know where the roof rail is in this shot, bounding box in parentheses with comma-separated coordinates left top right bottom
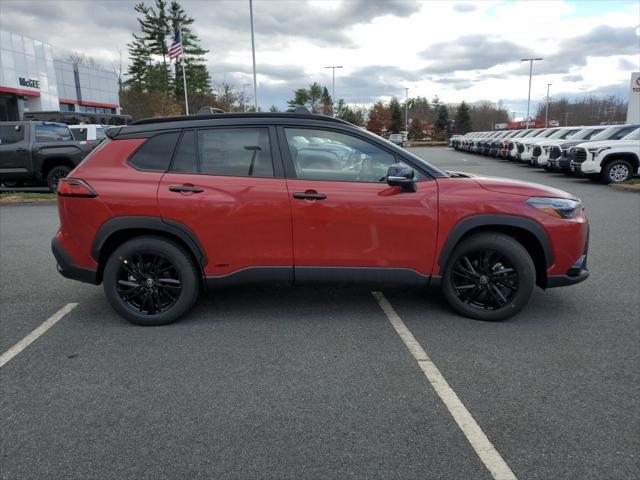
(129, 111, 351, 126)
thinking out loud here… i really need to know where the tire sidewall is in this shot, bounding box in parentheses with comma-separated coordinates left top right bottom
(442, 233, 536, 322)
(103, 237, 200, 326)
(46, 165, 71, 192)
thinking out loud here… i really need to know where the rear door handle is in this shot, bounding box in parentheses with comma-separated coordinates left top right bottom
(169, 185, 203, 193)
(293, 192, 327, 200)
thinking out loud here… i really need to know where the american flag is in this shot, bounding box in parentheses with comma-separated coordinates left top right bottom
(169, 30, 183, 60)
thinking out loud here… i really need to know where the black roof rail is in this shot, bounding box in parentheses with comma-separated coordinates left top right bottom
(128, 112, 350, 126)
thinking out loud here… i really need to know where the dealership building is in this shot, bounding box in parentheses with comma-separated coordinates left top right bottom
(0, 30, 120, 121)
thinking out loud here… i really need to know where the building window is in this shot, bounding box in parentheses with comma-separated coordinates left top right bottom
(59, 103, 75, 112)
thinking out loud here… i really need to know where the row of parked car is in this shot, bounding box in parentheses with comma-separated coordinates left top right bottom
(449, 124, 640, 184)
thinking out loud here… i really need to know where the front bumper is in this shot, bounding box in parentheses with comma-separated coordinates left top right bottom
(547, 254, 589, 287)
(52, 237, 99, 284)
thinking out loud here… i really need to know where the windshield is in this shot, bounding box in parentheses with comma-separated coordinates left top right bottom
(591, 125, 639, 141)
(547, 128, 580, 140)
(622, 128, 640, 140)
(570, 127, 604, 140)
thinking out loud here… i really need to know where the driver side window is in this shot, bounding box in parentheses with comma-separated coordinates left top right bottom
(284, 128, 397, 182)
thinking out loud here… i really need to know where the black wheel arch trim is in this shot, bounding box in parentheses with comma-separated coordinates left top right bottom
(438, 214, 554, 271)
(91, 216, 207, 268)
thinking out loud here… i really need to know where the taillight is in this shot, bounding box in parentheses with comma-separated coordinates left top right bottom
(57, 178, 97, 197)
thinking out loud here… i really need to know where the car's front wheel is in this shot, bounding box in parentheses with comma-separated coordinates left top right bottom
(442, 233, 535, 321)
(103, 236, 200, 326)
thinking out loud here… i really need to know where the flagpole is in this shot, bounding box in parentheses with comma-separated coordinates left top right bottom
(180, 27, 189, 115)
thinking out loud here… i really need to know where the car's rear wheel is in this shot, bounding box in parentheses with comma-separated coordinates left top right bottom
(603, 159, 632, 184)
(46, 165, 71, 192)
(442, 233, 535, 321)
(103, 236, 200, 326)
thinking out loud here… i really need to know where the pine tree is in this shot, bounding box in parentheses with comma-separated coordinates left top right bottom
(321, 87, 332, 115)
(269, 104, 280, 112)
(134, 0, 172, 93)
(126, 34, 151, 88)
(389, 97, 403, 133)
(454, 101, 472, 134)
(169, 0, 212, 104)
(408, 117, 423, 140)
(287, 88, 310, 111)
(435, 104, 450, 140)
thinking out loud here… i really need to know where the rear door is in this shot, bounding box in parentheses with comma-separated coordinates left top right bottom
(278, 126, 438, 281)
(157, 126, 293, 281)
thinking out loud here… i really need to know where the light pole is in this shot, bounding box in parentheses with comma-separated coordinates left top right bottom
(545, 83, 551, 127)
(405, 87, 409, 132)
(324, 65, 343, 116)
(249, 0, 258, 111)
(521, 57, 543, 129)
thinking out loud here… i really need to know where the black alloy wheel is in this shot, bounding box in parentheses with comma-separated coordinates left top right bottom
(46, 165, 71, 192)
(103, 236, 200, 325)
(450, 250, 518, 311)
(442, 233, 535, 321)
(116, 252, 182, 315)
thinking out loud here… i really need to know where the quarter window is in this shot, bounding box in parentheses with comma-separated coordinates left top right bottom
(284, 128, 397, 182)
(171, 130, 198, 173)
(198, 128, 273, 177)
(128, 132, 180, 171)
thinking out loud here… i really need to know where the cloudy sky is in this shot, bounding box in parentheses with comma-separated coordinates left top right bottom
(1, 0, 638, 117)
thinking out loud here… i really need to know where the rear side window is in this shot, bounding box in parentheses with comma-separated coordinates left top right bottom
(35, 124, 73, 142)
(128, 132, 180, 171)
(0, 124, 25, 144)
(171, 130, 198, 173)
(95, 127, 106, 140)
(198, 128, 273, 177)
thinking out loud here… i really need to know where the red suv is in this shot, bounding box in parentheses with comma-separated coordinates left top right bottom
(52, 112, 589, 325)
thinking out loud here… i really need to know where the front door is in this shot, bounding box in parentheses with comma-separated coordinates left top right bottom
(279, 126, 438, 280)
(157, 126, 293, 281)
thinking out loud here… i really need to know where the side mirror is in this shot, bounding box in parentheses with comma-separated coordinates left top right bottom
(386, 163, 416, 192)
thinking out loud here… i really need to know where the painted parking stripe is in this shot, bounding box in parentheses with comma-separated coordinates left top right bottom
(372, 292, 517, 480)
(0, 303, 78, 368)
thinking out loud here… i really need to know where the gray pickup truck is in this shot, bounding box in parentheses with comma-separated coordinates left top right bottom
(0, 121, 92, 192)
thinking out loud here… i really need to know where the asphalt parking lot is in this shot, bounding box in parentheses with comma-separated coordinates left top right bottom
(1, 147, 638, 480)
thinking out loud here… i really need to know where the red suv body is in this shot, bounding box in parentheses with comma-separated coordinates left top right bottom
(53, 113, 589, 325)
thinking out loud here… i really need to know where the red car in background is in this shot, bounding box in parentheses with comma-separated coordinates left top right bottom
(53, 112, 589, 325)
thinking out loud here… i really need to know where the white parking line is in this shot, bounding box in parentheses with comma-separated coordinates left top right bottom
(372, 292, 517, 480)
(0, 303, 78, 368)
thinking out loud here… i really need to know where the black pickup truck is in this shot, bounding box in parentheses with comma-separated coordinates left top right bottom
(0, 121, 92, 192)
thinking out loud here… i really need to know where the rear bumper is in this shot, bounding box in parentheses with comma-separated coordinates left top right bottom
(52, 237, 99, 285)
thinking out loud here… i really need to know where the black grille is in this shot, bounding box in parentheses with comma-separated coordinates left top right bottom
(532, 146, 542, 157)
(574, 148, 587, 163)
(517, 143, 524, 153)
(507, 141, 515, 151)
(550, 146, 561, 160)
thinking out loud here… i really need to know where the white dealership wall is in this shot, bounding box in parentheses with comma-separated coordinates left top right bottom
(0, 29, 120, 121)
(627, 72, 640, 124)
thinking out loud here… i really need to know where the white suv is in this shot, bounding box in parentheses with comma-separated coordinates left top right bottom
(574, 127, 640, 183)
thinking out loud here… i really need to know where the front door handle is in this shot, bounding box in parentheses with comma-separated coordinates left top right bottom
(169, 184, 204, 193)
(15, 148, 27, 153)
(293, 192, 327, 200)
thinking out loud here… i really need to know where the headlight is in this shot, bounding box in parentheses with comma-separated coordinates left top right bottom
(527, 197, 584, 219)
(587, 146, 611, 156)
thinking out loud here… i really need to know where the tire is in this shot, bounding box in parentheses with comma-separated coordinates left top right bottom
(2, 181, 23, 188)
(45, 165, 71, 192)
(603, 159, 633, 184)
(442, 233, 536, 321)
(103, 236, 200, 326)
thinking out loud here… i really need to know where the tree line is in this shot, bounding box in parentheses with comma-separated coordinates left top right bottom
(534, 95, 627, 126)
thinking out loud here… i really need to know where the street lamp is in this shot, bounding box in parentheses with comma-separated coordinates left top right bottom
(324, 65, 343, 116)
(521, 57, 543, 129)
(545, 83, 552, 127)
